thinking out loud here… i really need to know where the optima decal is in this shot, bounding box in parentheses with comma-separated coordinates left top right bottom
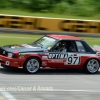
(48, 53, 67, 59)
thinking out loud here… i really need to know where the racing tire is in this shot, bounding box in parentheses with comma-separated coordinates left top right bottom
(83, 59, 100, 74)
(23, 57, 40, 74)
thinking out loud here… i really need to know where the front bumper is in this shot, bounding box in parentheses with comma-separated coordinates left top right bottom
(0, 55, 24, 68)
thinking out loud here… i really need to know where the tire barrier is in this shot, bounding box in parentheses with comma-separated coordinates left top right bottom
(0, 14, 100, 34)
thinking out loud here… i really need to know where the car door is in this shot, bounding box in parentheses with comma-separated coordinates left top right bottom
(47, 41, 68, 68)
(75, 40, 93, 68)
(47, 40, 81, 68)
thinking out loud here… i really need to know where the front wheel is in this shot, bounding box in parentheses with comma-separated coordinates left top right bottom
(84, 59, 100, 74)
(23, 57, 40, 74)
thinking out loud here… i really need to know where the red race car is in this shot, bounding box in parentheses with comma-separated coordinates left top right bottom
(0, 34, 100, 74)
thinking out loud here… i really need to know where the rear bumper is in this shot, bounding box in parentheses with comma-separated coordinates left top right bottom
(0, 55, 24, 68)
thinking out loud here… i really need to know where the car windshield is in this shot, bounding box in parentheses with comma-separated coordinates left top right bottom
(32, 36, 57, 49)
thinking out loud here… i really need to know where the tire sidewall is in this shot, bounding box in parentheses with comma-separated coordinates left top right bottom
(23, 57, 40, 74)
(84, 58, 100, 74)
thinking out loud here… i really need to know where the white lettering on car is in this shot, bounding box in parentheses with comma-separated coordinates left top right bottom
(48, 53, 68, 59)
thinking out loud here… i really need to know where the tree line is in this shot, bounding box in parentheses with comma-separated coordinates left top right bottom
(0, 0, 100, 17)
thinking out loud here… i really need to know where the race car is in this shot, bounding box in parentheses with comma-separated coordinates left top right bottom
(0, 34, 100, 74)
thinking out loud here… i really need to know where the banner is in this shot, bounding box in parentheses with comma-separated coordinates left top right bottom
(0, 14, 100, 33)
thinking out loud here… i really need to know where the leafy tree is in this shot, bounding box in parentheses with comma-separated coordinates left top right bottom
(52, 1, 71, 14)
(0, 0, 11, 8)
(70, 0, 95, 16)
(29, 0, 49, 12)
(9, 0, 27, 9)
(63, 0, 77, 5)
(0, 0, 99, 17)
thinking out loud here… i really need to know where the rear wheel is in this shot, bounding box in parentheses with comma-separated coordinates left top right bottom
(84, 59, 100, 74)
(23, 57, 40, 74)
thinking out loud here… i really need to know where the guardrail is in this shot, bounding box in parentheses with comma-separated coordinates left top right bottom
(0, 14, 100, 34)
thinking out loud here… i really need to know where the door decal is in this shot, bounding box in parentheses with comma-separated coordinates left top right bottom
(65, 54, 80, 65)
(48, 53, 67, 59)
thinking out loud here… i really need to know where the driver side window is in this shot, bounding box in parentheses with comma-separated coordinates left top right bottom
(51, 41, 77, 52)
(51, 41, 67, 52)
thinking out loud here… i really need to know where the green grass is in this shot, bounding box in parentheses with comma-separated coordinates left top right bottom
(82, 37, 100, 46)
(0, 9, 99, 46)
(0, 33, 100, 46)
(0, 9, 100, 20)
(0, 33, 43, 46)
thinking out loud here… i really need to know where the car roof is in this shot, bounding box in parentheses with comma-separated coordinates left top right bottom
(47, 34, 82, 40)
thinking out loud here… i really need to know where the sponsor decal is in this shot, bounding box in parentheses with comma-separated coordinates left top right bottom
(20, 44, 35, 48)
(48, 59, 65, 63)
(48, 53, 67, 59)
(48, 53, 80, 65)
(11, 45, 20, 48)
(6, 61, 10, 65)
(42, 56, 48, 59)
(11, 44, 42, 49)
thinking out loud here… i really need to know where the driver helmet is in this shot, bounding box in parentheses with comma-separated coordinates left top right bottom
(60, 42, 66, 46)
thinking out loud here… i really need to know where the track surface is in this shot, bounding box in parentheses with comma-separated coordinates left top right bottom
(0, 66, 100, 100)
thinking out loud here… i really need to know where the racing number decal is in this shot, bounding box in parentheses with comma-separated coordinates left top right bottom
(48, 53, 80, 65)
(67, 56, 80, 65)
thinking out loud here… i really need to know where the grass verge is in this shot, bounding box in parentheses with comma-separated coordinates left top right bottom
(0, 33, 99, 46)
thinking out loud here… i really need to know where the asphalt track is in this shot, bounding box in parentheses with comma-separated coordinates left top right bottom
(0, 21, 100, 100)
(0, 66, 100, 100)
(0, 28, 100, 37)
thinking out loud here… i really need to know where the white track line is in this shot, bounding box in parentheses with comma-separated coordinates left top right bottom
(1, 91, 17, 100)
(53, 89, 100, 93)
(0, 90, 17, 100)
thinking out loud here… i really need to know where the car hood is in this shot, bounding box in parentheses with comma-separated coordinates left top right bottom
(0, 44, 47, 53)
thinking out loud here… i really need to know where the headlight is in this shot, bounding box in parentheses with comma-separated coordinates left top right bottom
(8, 53, 13, 58)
